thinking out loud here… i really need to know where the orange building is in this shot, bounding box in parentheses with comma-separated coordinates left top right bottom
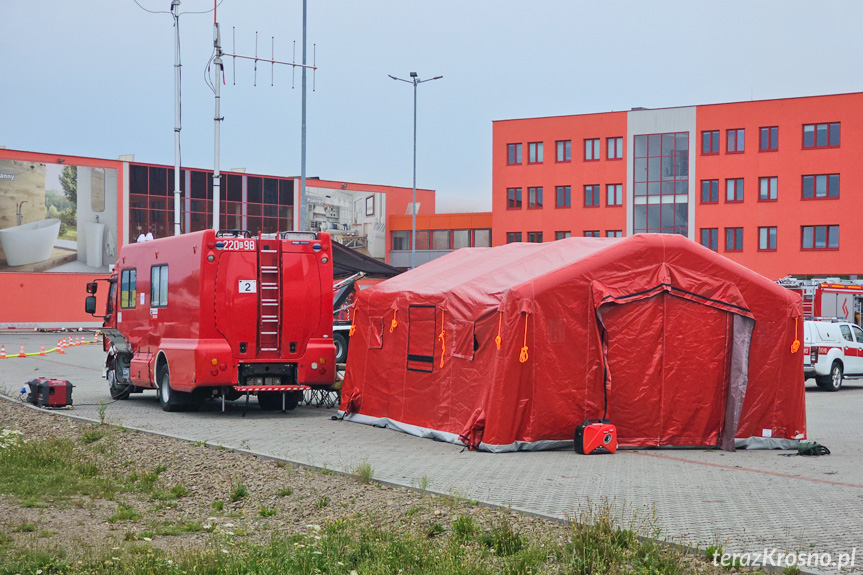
(0, 148, 434, 328)
(387, 212, 492, 268)
(492, 92, 863, 280)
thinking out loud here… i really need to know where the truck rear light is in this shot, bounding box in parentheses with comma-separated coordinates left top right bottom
(319, 357, 326, 364)
(210, 368, 219, 376)
(318, 366, 326, 375)
(220, 363, 227, 371)
(811, 348, 818, 363)
(211, 358, 218, 365)
(311, 362, 318, 370)
(321, 256, 329, 264)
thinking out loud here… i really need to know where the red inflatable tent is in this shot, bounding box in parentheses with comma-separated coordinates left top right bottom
(339, 235, 806, 452)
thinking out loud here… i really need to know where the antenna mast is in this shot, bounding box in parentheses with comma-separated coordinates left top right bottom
(211, 13, 317, 232)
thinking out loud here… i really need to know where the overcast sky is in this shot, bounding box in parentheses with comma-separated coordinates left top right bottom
(2, 1, 861, 212)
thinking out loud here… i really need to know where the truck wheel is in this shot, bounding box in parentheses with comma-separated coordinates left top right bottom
(333, 332, 348, 364)
(158, 364, 183, 412)
(822, 362, 844, 392)
(107, 369, 133, 400)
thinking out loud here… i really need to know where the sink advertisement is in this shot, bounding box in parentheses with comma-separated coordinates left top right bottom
(0, 159, 118, 273)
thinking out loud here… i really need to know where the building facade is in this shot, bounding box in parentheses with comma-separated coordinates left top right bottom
(0, 147, 434, 327)
(492, 92, 863, 280)
(387, 212, 492, 268)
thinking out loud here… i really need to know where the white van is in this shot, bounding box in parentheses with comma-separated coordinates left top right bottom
(803, 319, 863, 391)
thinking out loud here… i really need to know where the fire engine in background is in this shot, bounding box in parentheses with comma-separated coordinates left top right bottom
(777, 277, 863, 326)
(84, 230, 336, 412)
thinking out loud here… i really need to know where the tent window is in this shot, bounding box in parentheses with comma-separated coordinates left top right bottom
(452, 320, 476, 360)
(367, 317, 384, 349)
(407, 305, 437, 372)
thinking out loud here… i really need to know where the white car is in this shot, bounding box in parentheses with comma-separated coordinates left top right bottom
(803, 319, 863, 391)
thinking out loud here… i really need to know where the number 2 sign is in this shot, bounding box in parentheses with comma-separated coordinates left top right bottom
(238, 280, 257, 294)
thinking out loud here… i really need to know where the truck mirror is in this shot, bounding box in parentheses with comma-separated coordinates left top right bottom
(86, 282, 98, 294)
(85, 295, 97, 315)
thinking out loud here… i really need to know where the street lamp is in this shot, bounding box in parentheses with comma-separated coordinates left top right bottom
(388, 72, 442, 269)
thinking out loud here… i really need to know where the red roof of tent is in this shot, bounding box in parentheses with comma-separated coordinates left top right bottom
(340, 235, 806, 452)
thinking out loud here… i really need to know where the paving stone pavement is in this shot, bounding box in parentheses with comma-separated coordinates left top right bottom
(1, 332, 861, 574)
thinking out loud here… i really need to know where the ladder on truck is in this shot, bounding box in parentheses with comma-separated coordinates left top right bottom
(257, 236, 282, 354)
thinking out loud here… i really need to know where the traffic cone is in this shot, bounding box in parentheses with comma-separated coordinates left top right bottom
(76, 336, 82, 346)
(0, 345, 6, 359)
(57, 339, 65, 354)
(92, 332, 98, 343)
(19, 344, 26, 358)
(66, 336, 72, 348)
(39, 344, 46, 356)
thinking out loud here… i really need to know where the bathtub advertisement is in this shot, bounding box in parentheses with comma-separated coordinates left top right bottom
(304, 186, 387, 259)
(0, 159, 118, 273)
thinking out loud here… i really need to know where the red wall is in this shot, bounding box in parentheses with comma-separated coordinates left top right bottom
(695, 93, 863, 279)
(492, 112, 628, 244)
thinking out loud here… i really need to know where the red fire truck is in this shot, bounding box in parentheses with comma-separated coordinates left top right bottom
(777, 277, 863, 326)
(84, 230, 336, 412)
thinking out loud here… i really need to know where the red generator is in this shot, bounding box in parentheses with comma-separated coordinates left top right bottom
(574, 419, 618, 455)
(27, 378, 74, 408)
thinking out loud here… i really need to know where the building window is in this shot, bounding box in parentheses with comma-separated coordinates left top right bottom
(726, 178, 744, 203)
(760, 126, 778, 151)
(555, 185, 571, 208)
(607, 184, 623, 206)
(727, 129, 745, 153)
(474, 229, 491, 247)
(452, 230, 470, 249)
(607, 137, 623, 160)
(527, 232, 543, 243)
(802, 225, 839, 250)
(802, 174, 840, 199)
(392, 230, 410, 250)
(584, 138, 600, 161)
(432, 230, 450, 250)
(507, 143, 522, 165)
(506, 187, 522, 209)
(803, 122, 840, 148)
(556, 140, 571, 162)
(702, 130, 719, 155)
(506, 232, 522, 244)
(725, 228, 743, 252)
(415, 230, 430, 250)
(150, 264, 169, 308)
(528, 142, 543, 164)
(758, 177, 778, 201)
(633, 132, 689, 235)
(584, 230, 600, 238)
(606, 230, 623, 238)
(700, 228, 718, 251)
(528, 186, 543, 208)
(555, 231, 571, 240)
(758, 227, 777, 251)
(584, 185, 600, 207)
(701, 179, 719, 204)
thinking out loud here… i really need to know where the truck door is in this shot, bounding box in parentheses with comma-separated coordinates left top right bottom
(213, 239, 260, 359)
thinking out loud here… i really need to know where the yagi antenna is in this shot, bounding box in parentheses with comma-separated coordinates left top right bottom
(225, 26, 317, 89)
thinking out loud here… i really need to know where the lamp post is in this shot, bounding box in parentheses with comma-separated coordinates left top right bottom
(388, 72, 442, 269)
